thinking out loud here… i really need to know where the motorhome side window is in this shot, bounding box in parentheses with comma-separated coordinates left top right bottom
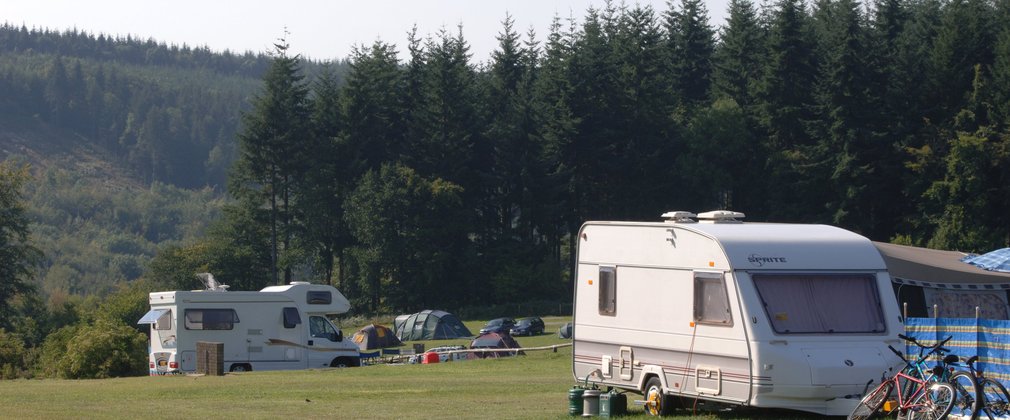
(283, 307, 302, 329)
(155, 310, 172, 330)
(598, 266, 616, 316)
(694, 273, 732, 326)
(752, 273, 886, 334)
(184, 309, 239, 330)
(307, 291, 332, 305)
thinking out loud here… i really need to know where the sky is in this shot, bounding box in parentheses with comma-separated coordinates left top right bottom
(3, 0, 732, 64)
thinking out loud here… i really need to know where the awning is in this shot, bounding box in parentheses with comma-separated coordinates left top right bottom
(874, 242, 1010, 289)
(137, 309, 169, 324)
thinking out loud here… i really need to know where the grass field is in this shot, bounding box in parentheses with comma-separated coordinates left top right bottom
(0, 317, 827, 419)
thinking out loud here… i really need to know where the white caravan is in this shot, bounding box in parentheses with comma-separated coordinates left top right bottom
(572, 211, 902, 416)
(138, 278, 360, 374)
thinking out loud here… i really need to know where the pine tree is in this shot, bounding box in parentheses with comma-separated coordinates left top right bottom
(667, 0, 717, 111)
(534, 15, 580, 284)
(300, 64, 347, 287)
(0, 163, 42, 331)
(230, 39, 312, 285)
(713, 0, 765, 109)
(809, 0, 895, 237)
(929, 0, 996, 121)
(754, 0, 817, 221)
(343, 41, 404, 177)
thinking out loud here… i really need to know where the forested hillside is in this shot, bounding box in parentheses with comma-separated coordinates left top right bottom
(0, 24, 349, 302)
(1, 0, 1010, 351)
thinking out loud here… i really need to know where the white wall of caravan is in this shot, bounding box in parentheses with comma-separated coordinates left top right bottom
(577, 222, 732, 271)
(573, 262, 753, 403)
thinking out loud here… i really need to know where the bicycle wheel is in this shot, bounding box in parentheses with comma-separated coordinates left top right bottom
(849, 380, 895, 420)
(980, 378, 1010, 420)
(907, 381, 955, 420)
(948, 370, 981, 420)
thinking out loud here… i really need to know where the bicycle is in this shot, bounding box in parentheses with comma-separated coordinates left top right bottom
(848, 335, 956, 420)
(898, 334, 981, 420)
(963, 355, 1010, 420)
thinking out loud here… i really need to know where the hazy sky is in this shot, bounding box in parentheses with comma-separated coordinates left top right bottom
(3, 0, 733, 64)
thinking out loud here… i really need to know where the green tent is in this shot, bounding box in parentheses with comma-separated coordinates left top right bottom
(393, 310, 472, 341)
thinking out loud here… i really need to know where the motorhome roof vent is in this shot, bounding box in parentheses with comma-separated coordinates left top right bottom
(661, 211, 697, 223)
(290, 281, 311, 285)
(696, 210, 745, 223)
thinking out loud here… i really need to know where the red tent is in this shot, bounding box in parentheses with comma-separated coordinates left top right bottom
(468, 332, 524, 358)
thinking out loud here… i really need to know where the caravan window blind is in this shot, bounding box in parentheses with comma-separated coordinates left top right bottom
(752, 273, 885, 334)
(694, 273, 732, 326)
(599, 266, 616, 316)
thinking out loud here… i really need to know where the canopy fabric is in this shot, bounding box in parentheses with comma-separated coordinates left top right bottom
(874, 242, 1010, 288)
(962, 248, 1010, 273)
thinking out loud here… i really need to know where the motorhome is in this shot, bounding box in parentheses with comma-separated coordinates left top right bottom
(138, 277, 360, 374)
(572, 211, 902, 416)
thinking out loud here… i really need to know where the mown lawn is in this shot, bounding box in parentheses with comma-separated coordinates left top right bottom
(0, 317, 828, 419)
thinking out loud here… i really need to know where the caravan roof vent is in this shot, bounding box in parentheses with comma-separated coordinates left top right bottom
(696, 210, 745, 223)
(661, 211, 697, 223)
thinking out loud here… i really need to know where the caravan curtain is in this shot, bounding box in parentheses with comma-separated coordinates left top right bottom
(752, 274, 885, 334)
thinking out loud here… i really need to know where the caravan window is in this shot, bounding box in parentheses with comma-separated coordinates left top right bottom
(694, 273, 732, 326)
(752, 273, 886, 334)
(599, 266, 616, 316)
(184, 309, 239, 330)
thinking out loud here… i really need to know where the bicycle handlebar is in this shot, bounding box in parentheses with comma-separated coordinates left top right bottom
(888, 345, 908, 363)
(892, 335, 953, 366)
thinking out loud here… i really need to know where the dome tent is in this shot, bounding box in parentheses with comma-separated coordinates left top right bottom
(469, 332, 524, 358)
(351, 324, 402, 350)
(393, 310, 472, 341)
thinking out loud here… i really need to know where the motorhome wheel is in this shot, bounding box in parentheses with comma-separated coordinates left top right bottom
(229, 364, 251, 372)
(330, 357, 359, 368)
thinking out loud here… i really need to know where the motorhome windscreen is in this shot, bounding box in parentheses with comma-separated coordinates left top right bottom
(752, 273, 886, 334)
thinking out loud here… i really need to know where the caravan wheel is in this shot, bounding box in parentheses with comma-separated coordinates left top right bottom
(644, 377, 673, 416)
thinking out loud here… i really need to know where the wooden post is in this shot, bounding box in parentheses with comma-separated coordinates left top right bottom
(976, 306, 981, 319)
(933, 304, 938, 319)
(903, 302, 908, 321)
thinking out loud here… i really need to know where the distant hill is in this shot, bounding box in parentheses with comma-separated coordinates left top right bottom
(0, 24, 344, 298)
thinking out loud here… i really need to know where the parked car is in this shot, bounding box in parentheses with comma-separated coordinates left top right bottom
(510, 317, 545, 336)
(479, 317, 516, 334)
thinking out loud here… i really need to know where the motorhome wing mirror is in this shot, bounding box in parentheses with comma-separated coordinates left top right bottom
(334, 330, 343, 342)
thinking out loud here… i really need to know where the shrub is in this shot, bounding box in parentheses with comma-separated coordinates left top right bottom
(0, 329, 27, 379)
(43, 320, 148, 379)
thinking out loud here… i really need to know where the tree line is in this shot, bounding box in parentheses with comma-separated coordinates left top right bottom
(154, 0, 1010, 315)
